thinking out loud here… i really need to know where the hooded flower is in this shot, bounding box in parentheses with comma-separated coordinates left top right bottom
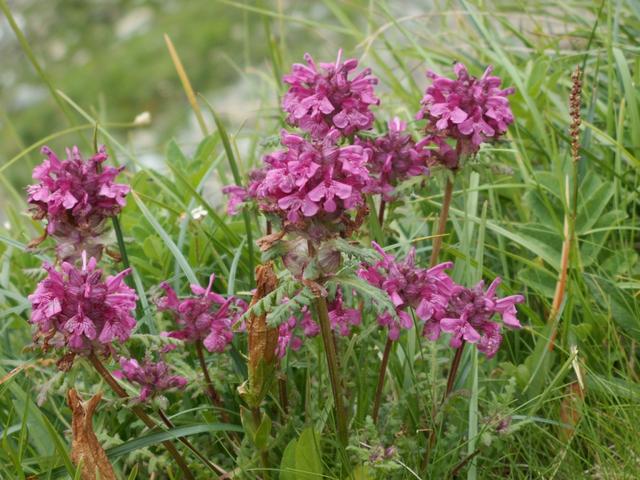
(357, 117, 430, 201)
(28, 253, 137, 354)
(358, 242, 453, 341)
(225, 129, 370, 239)
(434, 277, 524, 358)
(113, 357, 187, 402)
(416, 63, 515, 164)
(157, 274, 246, 353)
(27, 146, 130, 260)
(282, 49, 379, 139)
(328, 289, 362, 336)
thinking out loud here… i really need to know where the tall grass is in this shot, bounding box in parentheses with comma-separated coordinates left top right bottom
(1, 1, 639, 478)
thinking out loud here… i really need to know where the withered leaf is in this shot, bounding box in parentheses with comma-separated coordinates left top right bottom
(67, 389, 117, 480)
(247, 262, 280, 376)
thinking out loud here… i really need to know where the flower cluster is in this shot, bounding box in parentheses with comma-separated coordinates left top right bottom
(359, 242, 453, 341)
(27, 146, 130, 260)
(328, 289, 362, 336)
(228, 129, 370, 238)
(28, 253, 137, 354)
(113, 356, 187, 402)
(276, 306, 320, 358)
(359, 243, 523, 355)
(417, 63, 515, 166)
(431, 278, 524, 358)
(357, 118, 431, 201)
(275, 288, 361, 358)
(282, 50, 379, 139)
(157, 274, 247, 353)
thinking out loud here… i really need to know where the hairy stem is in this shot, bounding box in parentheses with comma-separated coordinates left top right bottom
(422, 341, 466, 472)
(251, 407, 271, 479)
(88, 353, 195, 480)
(195, 341, 231, 424)
(315, 296, 349, 445)
(429, 176, 454, 267)
(372, 338, 393, 424)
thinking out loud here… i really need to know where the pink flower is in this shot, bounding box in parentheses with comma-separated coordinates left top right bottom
(358, 242, 453, 341)
(221, 185, 248, 215)
(282, 49, 379, 139)
(157, 274, 246, 353)
(357, 118, 430, 201)
(276, 306, 319, 358)
(436, 278, 524, 358)
(27, 146, 130, 260)
(328, 289, 361, 336)
(28, 253, 137, 354)
(416, 63, 515, 164)
(113, 356, 187, 402)
(227, 129, 370, 238)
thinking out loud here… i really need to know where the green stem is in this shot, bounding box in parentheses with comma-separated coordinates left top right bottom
(251, 407, 271, 480)
(315, 296, 349, 445)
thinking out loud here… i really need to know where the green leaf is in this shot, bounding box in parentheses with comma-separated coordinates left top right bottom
(279, 438, 298, 480)
(254, 413, 272, 451)
(295, 428, 323, 479)
(106, 423, 243, 459)
(132, 191, 198, 285)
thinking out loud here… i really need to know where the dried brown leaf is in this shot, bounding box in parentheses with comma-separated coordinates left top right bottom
(247, 262, 280, 375)
(67, 389, 117, 480)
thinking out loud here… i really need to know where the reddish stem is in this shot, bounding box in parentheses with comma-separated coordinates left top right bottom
(88, 353, 195, 480)
(430, 177, 454, 267)
(372, 338, 393, 424)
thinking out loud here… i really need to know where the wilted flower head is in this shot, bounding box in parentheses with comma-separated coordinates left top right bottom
(113, 356, 187, 402)
(416, 63, 515, 162)
(358, 242, 453, 341)
(433, 277, 524, 357)
(27, 146, 130, 260)
(283, 49, 379, 139)
(226, 129, 370, 240)
(357, 118, 430, 201)
(157, 274, 246, 353)
(28, 253, 137, 354)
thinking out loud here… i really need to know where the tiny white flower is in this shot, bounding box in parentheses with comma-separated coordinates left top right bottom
(133, 111, 152, 126)
(191, 205, 207, 220)
(2, 221, 10, 230)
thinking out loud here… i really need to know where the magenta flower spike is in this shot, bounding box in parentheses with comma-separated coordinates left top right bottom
(416, 63, 515, 165)
(358, 242, 454, 341)
(28, 252, 137, 354)
(113, 356, 187, 402)
(27, 145, 130, 260)
(157, 274, 247, 353)
(225, 129, 370, 239)
(435, 277, 524, 358)
(357, 117, 431, 201)
(282, 49, 379, 139)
